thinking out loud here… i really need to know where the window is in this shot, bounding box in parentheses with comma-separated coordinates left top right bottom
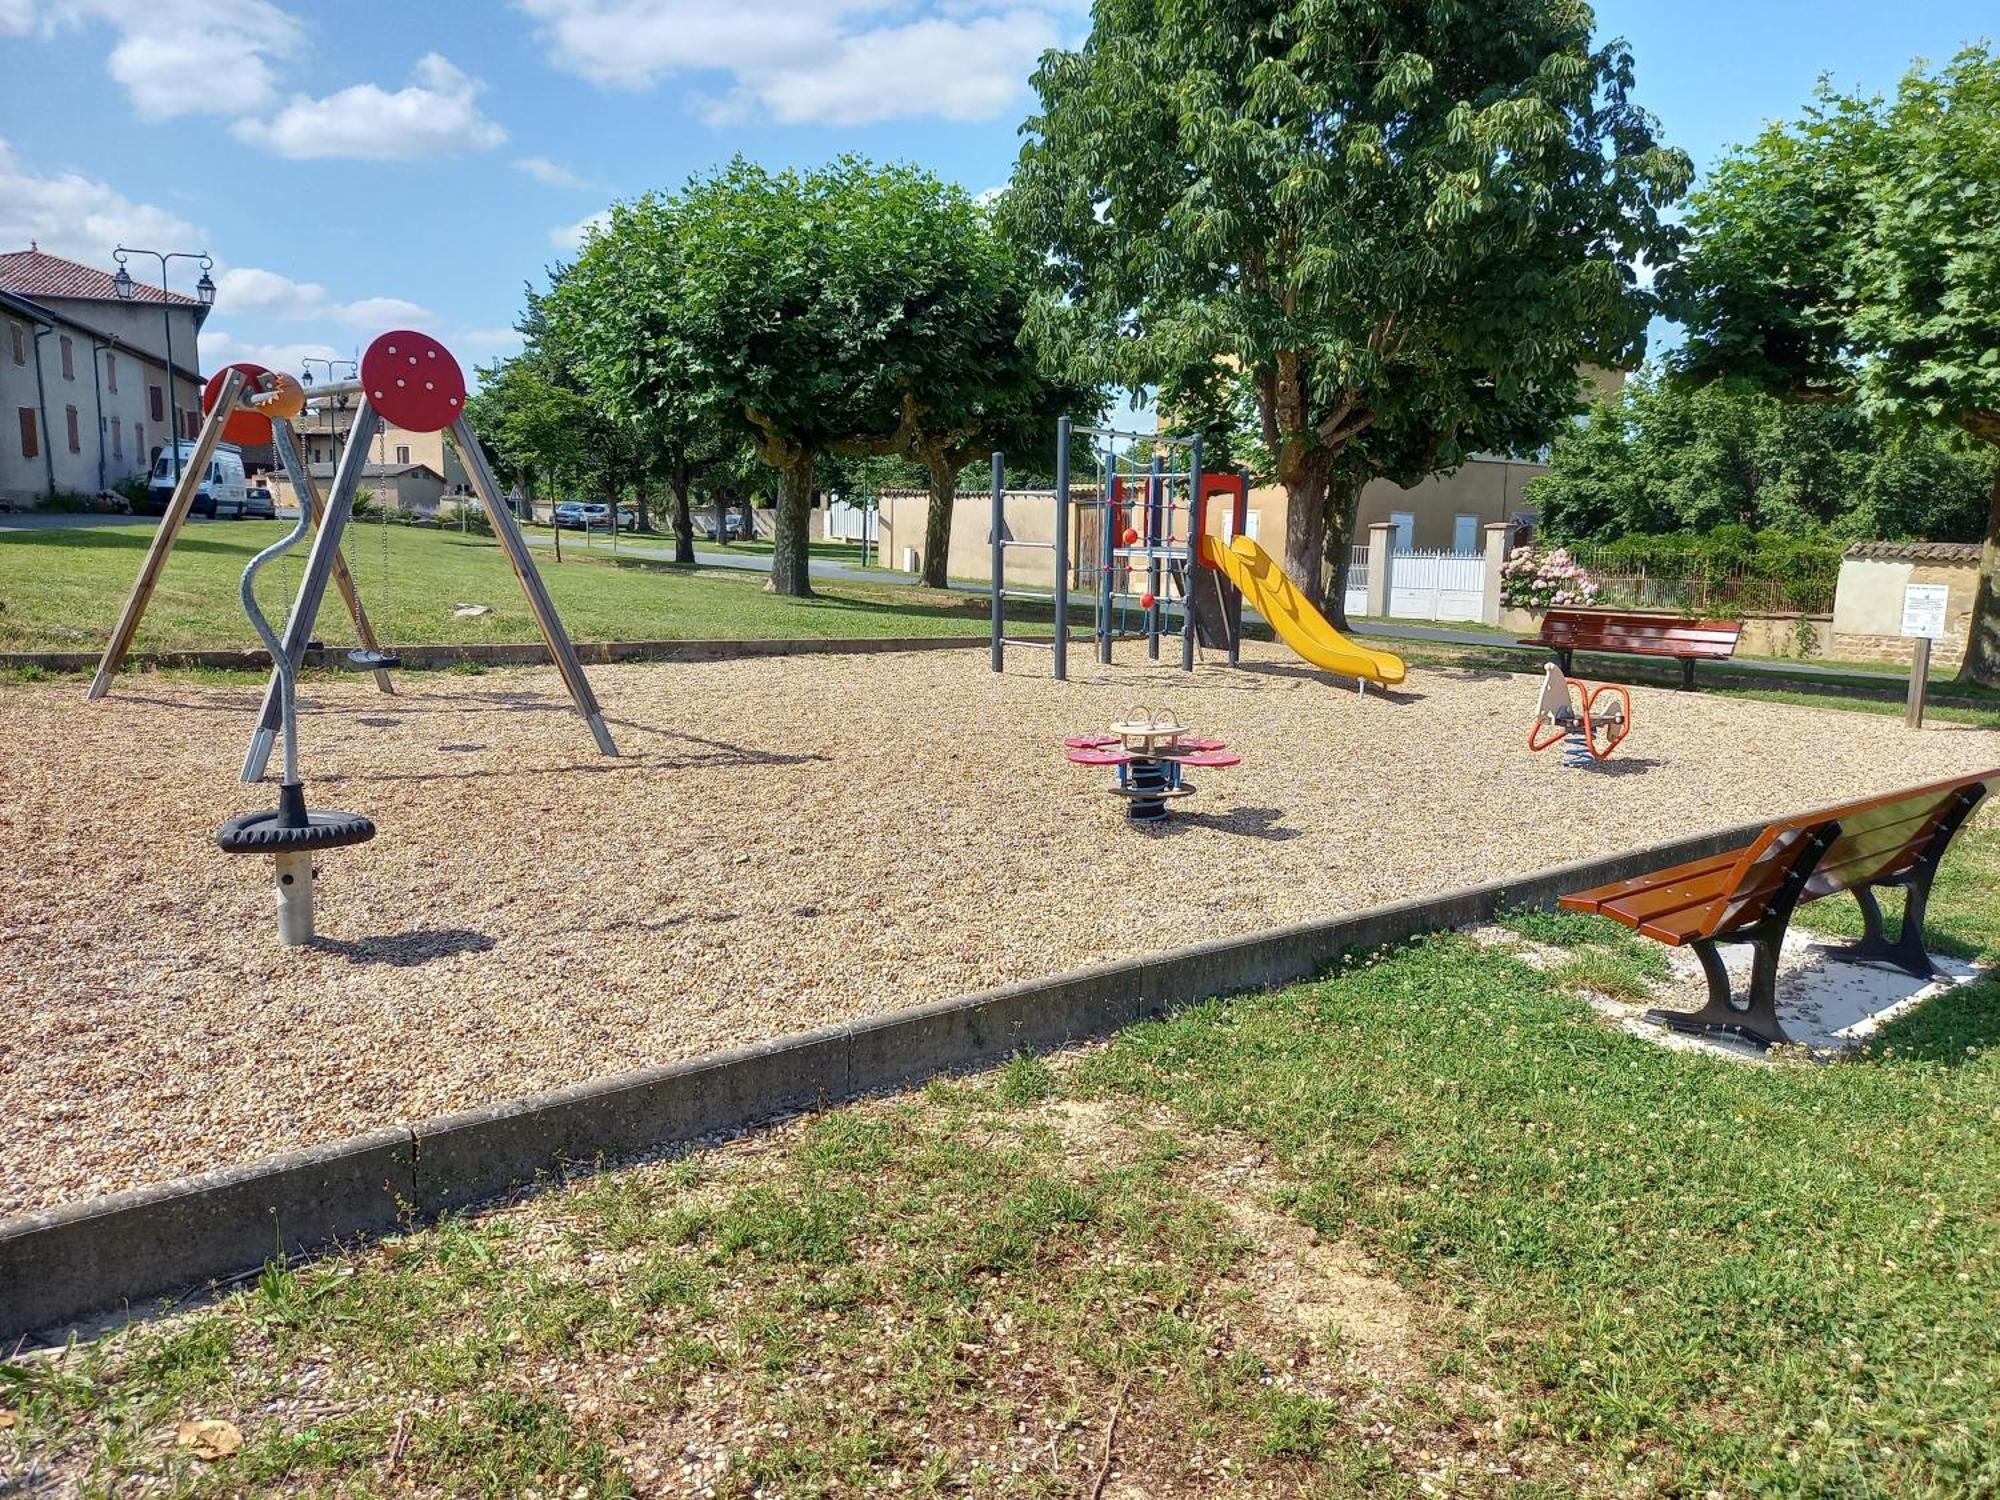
(1452, 514, 1479, 555)
(1389, 511, 1416, 553)
(394, 444, 411, 465)
(149, 384, 164, 422)
(17, 407, 37, 459)
(7, 323, 23, 365)
(66, 405, 80, 453)
(183, 409, 198, 441)
(112, 416, 122, 458)
(60, 336, 74, 380)
(106, 352, 117, 393)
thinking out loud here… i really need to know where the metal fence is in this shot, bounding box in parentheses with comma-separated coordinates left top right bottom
(1566, 548, 1840, 616)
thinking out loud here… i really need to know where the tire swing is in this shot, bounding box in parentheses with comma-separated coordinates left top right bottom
(216, 492, 375, 946)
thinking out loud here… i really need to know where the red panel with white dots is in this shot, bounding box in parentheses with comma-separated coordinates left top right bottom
(360, 330, 467, 434)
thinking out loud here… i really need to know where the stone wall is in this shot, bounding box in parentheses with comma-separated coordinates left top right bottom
(1499, 606, 1833, 660)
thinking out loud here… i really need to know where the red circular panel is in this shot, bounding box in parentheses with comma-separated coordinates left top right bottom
(203, 362, 274, 446)
(361, 330, 466, 433)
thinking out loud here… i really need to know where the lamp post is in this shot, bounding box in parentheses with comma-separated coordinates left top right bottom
(112, 247, 215, 488)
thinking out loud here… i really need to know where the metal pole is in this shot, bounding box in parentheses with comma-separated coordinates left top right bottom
(88, 368, 246, 700)
(1228, 465, 1247, 666)
(1146, 453, 1163, 661)
(454, 414, 618, 757)
(271, 420, 394, 695)
(1053, 435, 1070, 683)
(1183, 436, 1203, 672)
(242, 400, 381, 782)
(1906, 635, 1931, 729)
(1097, 440, 1114, 666)
(989, 450, 1006, 674)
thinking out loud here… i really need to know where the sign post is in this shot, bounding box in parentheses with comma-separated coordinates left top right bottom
(1900, 583, 1949, 729)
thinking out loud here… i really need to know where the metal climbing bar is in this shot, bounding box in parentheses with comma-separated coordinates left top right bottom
(989, 424, 1070, 680)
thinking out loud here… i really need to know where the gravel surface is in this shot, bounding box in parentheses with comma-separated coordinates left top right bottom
(4, 644, 1996, 1217)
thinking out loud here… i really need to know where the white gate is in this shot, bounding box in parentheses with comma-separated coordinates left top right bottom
(1343, 545, 1370, 620)
(823, 498, 878, 542)
(1387, 549, 1485, 622)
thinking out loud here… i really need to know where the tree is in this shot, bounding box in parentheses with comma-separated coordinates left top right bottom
(1664, 47, 2000, 683)
(1001, 0, 1690, 621)
(1529, 371, 1999, 542)
(556, 157, 1017, 598)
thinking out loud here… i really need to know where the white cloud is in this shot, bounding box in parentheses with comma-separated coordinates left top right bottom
(212, 267, 433, 328)
(513, 155, 591, 189)
(7, 0, 303, 118)
(516, 0, 1066, 125)
(0, 135, 203, 263)
(232, 53, 507, 161)
(202, 328, 346, 377)
(549, 209, 611, 251)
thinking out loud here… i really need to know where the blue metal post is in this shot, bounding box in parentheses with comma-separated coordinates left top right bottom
(1146, 452, 1163, 661)
(990, 450, 1005, 673)
(1183, 435, 1203, 671)
(1053, 423, 1070, 682)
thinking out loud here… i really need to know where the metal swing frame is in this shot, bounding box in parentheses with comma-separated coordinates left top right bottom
(86, 363, 619, 778)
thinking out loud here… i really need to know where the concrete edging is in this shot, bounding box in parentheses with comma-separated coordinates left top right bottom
(0, 635, 994, 676)
(1, 820, 1763, 1344)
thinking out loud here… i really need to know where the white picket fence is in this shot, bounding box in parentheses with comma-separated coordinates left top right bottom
(1343, 545, 1370, 620)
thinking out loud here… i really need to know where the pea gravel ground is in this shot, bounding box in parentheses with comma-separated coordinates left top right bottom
(4, 643, 1996, 1218)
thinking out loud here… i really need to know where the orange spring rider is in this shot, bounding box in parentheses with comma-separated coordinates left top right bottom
(1529, 663, 1632, 766)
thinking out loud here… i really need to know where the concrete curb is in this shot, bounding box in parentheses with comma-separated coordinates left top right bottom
(0, 636, 995, 677)
(1, 821, 1762, 1344)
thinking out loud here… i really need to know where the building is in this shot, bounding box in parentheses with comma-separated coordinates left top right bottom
(0, 245, 209, 508)
(262, 402, 472, 517)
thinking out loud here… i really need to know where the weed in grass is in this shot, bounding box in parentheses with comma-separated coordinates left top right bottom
(996, 1050, 1059, 1106)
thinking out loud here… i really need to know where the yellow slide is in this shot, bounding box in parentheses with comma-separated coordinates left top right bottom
(1199, 533, 1406, 687)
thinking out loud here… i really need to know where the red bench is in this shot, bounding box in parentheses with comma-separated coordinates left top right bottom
(1521, 610, 1744, 691)
(1560, 770, 1994, 1048)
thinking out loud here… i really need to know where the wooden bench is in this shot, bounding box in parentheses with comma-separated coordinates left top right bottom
(1521, 610, 1744, 690)
(1559, 770, 1995, 1048)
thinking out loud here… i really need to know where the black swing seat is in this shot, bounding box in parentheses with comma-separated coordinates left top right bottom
(343, 649, 402, 671)
(218, 783, 375, 854)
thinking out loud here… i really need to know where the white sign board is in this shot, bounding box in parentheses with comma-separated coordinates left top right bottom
(1900, 583, 1950, 640)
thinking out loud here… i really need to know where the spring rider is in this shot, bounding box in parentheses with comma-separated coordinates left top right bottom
(1529, 663, 1632, 768)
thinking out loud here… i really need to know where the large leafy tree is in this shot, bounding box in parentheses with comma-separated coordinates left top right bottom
(1002, 0, 1690, 620)
(1530, 371, 1999, 542)
(1664, 47, 2000, 683)
(557, 157, 1045, 597)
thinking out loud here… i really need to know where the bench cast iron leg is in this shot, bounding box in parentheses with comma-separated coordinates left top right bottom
(1823, 785, 1986, 981)
(1556, 648, 1573, 676)
(1680, 657, 1696, 692)
(1643, 824, 1841, 1051)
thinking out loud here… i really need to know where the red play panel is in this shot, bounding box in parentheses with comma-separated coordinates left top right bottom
(202, 363, 273, 447)
(361, 330, 466, 433)
(1063, 734, 1119, 749)
(1066, 748, 1133, 766)
(1174, 751, 1241, 768)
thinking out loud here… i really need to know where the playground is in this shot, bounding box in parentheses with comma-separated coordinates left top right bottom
(4, 642, 1995, 1218)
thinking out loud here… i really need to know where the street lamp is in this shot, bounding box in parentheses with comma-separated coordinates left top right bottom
(112, 246, 214, 488)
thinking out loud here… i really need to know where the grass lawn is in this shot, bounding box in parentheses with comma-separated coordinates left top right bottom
(7, 814, 1996, 1496)
(0, 522, 1028, 657)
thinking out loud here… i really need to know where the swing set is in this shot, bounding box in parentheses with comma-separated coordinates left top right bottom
(85, 328, 619, 784)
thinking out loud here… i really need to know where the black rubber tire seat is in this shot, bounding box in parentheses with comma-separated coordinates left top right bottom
(216, 783, 374, 854)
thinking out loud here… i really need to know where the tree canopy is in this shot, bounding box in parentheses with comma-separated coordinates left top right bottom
(549, 156, 1089, 595)
(1529, 371, 1999, 543)
(1663, 46, 2000, 681)
(1001, 0, 1691, 618)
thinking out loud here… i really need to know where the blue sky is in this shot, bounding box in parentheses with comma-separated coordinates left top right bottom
(2, 0, 1992, 383)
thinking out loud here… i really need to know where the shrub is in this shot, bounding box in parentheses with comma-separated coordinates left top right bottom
(438, 502, 493, 536)
(1500, 546, 1602, 610)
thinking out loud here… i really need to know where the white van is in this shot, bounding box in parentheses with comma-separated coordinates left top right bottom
(145, 441, 249, 519)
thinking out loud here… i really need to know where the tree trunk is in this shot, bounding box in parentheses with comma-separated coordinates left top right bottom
(1958, 468, 2000, 687)
(1279, 458, 1333, 614)
(770, 451, 817, 597)
(1321, 472, 1368, 632)
(671, 479, 696, 566)
(919, 449, 957, 589)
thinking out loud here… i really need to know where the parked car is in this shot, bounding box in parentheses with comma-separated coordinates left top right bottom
(143, 441, 248, 518)
(703, 514, 746, 540)
(241, 485, 277, 520)
(552, 501, 590, 529)
(555, 501, 637, 532)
